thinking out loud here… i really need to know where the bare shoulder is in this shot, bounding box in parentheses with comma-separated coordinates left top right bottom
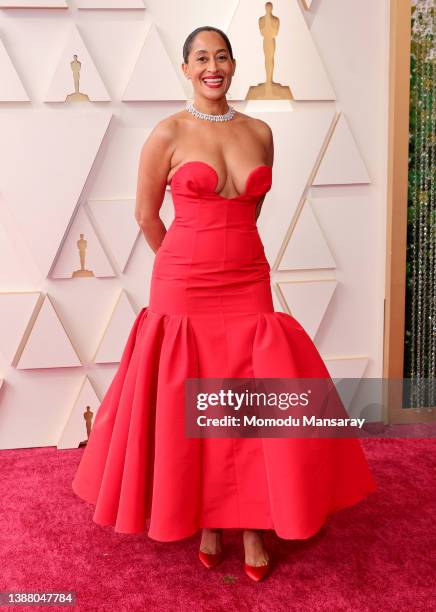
(251, 116, 273, 146)
(137, 114, 184, 190)
(139, 113, 186, 169)
(144, 112, 180, 146)
(235, 112, 272, 144)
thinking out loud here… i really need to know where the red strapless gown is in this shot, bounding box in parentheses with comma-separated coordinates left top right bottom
(72, 160, 377, 541)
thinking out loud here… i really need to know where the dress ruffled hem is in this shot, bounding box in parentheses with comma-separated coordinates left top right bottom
(72, 306, 377, 542)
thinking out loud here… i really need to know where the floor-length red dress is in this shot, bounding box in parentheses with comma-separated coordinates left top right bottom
(72, 160, 377, 542)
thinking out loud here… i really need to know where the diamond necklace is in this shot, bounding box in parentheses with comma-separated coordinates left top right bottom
(185, 101, 236, 122)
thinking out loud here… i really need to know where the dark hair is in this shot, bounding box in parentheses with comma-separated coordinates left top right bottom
(182, 26, 234, 64)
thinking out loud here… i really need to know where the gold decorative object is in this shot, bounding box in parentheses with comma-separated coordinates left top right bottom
(246, 2, 293, 100)
(72, 233, 95, 277)
(65, 54, 90, 102)
(78, 405, 94, 447)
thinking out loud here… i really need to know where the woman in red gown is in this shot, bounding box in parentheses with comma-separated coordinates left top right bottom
(72, 26, 377, 582)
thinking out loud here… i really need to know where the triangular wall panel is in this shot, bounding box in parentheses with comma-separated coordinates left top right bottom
(122, 23, 186, 101)
(277, 279, 337, 341)
(0, 292, 41, 366)
(51, 205, 116, 278)
(323, 357, 369, 416)
(0, 37, 29, 101)
(57, 376, 101, 449)
(248, 109, 336, 268)
(93, 291, 137, 363)
(87, 198, 140, 273)
(313, 114, 370, 185)
(325, 356, 369, 381)
(324, 357, 370, 418)
(278, 198, 336, 270)
(45, 25, 110, 102)
(16, 295, 82, 369)
(0, 111, 112, 278)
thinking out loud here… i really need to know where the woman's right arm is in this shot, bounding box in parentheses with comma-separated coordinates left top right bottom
(135, 119, 176, 254)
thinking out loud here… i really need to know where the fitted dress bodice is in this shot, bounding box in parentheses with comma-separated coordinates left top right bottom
(149, 161, 274, 315)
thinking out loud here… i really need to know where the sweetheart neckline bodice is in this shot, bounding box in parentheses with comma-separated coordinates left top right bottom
(167, 160, 272, 201)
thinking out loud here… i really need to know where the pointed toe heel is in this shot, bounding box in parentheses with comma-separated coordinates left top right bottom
(244, 553, 271, 582)
(198, 549, 224, 569)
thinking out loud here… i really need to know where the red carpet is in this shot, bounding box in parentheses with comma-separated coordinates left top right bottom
(0, 437, 434, 611)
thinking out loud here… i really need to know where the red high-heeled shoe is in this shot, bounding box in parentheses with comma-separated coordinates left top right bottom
(244, 551, 271, 582)
(198, 548, 224, 569)
(198, 529, 224, 569)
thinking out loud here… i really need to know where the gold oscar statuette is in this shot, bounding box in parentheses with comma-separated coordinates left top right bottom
(65, 54, 90, 102)
(246, 2, 293, 100)
(72, 233, 95, 278)
(78, 405, 94, 448)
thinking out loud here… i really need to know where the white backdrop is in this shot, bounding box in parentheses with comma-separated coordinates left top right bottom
(0, 0, 390, 448)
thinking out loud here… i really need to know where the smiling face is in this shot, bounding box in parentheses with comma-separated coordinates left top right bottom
(182, 30, 236, 99)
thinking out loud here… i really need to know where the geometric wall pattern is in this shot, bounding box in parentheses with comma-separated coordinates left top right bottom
(122, 23, 186, 101)
(313, 114, 370, 185)
(302, 0, 314, 10)
(250, 108, 337, 267)
(322, 357, 370, 419)
(276, 279, 338, 342)
(87, 197, 141, 274)
(0, 291, 41, 366)
(0, 0, 385, 448)
(92, 290, 137, 364)
(50, 205, 116, 279)
(0, 111, 113, 278)
(0, 36, 29, 101)
(16, 294, 82, 369)
(277, 197, 337, 271)
(44, 25, 111, 102)
(324, 356, 369, 382)
(57, 376, 101, 450)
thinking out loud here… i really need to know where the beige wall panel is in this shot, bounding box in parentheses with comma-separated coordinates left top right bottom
(313, 114, 370, 185)
(278, 278, 338, 341)
(278, 198, 336, 270)
(0, 292, 41, 365)
(0, 111, 112, 277)
(17, 295, 82, 369)
(0, 36, 29, 100)
(122, 24, 186, 101)
(93, 290, 137, 364)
